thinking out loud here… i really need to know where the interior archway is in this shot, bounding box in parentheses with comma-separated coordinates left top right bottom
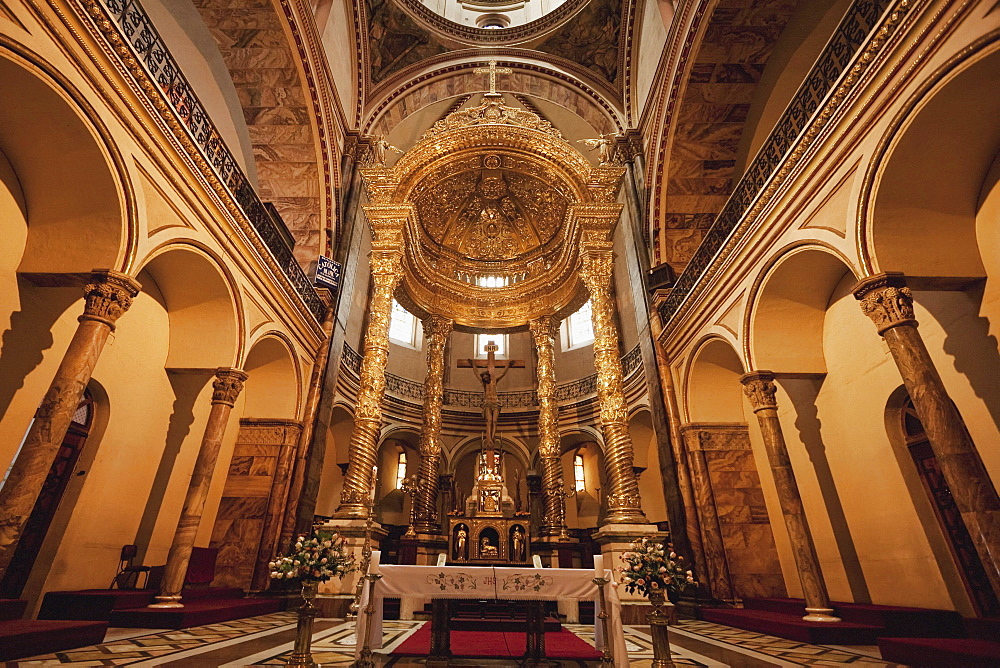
(242, 335, 299, 420)
(686, 337, 746, 423)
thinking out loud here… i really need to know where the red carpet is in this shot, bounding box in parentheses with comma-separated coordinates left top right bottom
(392, 622, 602, 659)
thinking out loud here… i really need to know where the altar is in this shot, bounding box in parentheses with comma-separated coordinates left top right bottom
(354, 564, 629, 667)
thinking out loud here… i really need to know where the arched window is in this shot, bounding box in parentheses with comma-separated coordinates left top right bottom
(388, 300, 418, 348)
(563, 301, 595, 350)
(395, 451, 407, 489)
(574, 454, 586, 492)
(475, 334, 507, 358)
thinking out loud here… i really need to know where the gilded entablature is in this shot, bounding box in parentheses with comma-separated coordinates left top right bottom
(361, 93, 625, 330)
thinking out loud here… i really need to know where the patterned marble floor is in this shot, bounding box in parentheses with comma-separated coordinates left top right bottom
(7, 613, 905, 666)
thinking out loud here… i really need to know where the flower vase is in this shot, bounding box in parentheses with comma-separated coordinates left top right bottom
(647, 589, 676, 668)
(287, 580, 320, 668)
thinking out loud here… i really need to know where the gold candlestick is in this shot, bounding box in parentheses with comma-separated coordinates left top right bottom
(647, 589, 676, 668)
(592, 577, 615, 666)
(354, 573, 383, 668)
(286, 580, 319, 668)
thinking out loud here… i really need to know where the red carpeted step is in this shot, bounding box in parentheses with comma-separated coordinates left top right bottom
(177, 586, 245, 601)
(700, 608, 881, 645)
(0, 598, 28, 620)
(0, 619, 108, 661)
(878, 637, 1000, 667)
(964, 617, 1000, 641)
(743, 597, 965, 637)
(108, 596, 285, 629)
(392, 622, 601, 659)
(39, 589, 155, 621)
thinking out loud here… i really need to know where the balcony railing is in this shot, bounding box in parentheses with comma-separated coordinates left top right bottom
(658, 0, 898, 327)
(91, 0, 325, 321)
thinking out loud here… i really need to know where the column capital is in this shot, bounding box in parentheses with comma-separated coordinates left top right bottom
(80, 269, 142, 330)
(852, 272, 917, 335)
(529, 314, 560, 342)
(740, 370, 778, 413)
(421, 314, 453, 341)
(368, 249, 402, 277)
(211, 368, 248, 406)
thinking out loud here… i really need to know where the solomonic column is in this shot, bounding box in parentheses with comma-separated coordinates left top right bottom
(580, 246, 646, 525)
(151, 368, 247, 607)
(530, 315, 567, 538)
(854, 272, 1000, 596)
(335, 249, 403, 518)
(0, 270, 141, 580)
(413, 315, 453, 533)
(741, 371, 839, 622)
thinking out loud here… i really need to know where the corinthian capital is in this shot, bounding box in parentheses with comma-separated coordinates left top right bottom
(740, 370, 778, 413)
(211, 368, 248, 406)
(579, 246, 615, 294)
(369, 250, 402, 278)
(80, 270, 142, 330)
(852, 272, 916, 335)
(529, 315, 560, 346)
(422, 315, 453, 344)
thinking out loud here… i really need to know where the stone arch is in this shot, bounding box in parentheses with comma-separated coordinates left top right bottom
(0, 48, 128, 275)
(365, 65, 623, 140)
(747, 244, 858, 373)
(685, 336, 746, 423)
(242, 333, 300, 419)
(136, 243, 241, 370)
(376, 429, 421, 524)
(558, 432, 605, 527)
(863, 41, 1000, 279)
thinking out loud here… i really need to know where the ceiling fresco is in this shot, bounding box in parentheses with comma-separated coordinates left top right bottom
(535, 0, 623, 84)
(367, 0, 450, 85)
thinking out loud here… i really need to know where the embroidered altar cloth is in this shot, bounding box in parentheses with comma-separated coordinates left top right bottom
(354, 565, 628, 667)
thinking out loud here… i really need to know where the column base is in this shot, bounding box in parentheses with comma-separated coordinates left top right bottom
(594, 524, 667, 604)
(603, 508, 648, 525)
(332, 503, 369, 520)
(148, 595, 184, 609)
(803, 607, 841, 623)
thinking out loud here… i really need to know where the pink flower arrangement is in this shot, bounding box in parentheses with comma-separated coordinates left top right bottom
(617, 537, 696, 598)
(269, 531, 355, 583)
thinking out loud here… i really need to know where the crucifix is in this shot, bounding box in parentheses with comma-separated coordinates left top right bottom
(460, 341, 524, 462)
(474, 60, 512, 95)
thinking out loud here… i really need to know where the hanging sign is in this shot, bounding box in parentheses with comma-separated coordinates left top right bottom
(315, 256, 341, 291)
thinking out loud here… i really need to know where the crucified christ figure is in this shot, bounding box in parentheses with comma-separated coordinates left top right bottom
(466, 341, 517, 451)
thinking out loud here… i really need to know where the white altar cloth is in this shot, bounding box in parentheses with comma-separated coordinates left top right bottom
(355, 565, 629, 667)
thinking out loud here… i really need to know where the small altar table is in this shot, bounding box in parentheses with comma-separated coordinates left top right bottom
(354, 565, 628, 667)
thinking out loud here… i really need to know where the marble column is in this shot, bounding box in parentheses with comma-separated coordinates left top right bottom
(530, 315, 568, 538)
(652, 319, 709, 590)
(0, 270, 141, 581)
(335, 250, 402, 518)
(741, 371, 838, 622)
(413, 315, 453, 534)
(854, 272, 1000, 596)
(680, 427, 734, 601)
(580, 246, 646, 525)
(152, 367, 247, 607)
(278, 294, 336, 552)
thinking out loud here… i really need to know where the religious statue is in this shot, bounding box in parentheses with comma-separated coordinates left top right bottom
(578, 134, 619, 165)
(480, 535, 498, 558)
(368, 134, 402, 165)
(467, 342, 515, 450)
(454, 525, 468, 561)
(511, 526, 525, 562)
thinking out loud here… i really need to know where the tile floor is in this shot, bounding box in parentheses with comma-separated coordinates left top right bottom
(7, 613, 906, 666)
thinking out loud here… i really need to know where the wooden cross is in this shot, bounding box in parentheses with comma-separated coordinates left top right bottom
(474, 60, 512, 95)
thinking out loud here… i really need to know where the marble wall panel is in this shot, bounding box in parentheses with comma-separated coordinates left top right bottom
(211, 420, 300, 589)
(686, 423, 786, 599)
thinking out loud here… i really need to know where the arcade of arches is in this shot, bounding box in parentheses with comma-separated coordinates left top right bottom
(0, 0, 999, 661)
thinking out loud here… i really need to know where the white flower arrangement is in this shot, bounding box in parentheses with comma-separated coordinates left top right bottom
(269, 531, 355, 583)
(617, 537, 696, 598)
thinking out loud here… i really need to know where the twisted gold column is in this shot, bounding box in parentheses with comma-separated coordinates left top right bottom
(413, 315, 453, 533)
(531, 315, 567, 537)
(741, 371, 838, 622)
(336, 250, 402, 519)
(580, 246, 646, 525)
(0, 270, 141, 580)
